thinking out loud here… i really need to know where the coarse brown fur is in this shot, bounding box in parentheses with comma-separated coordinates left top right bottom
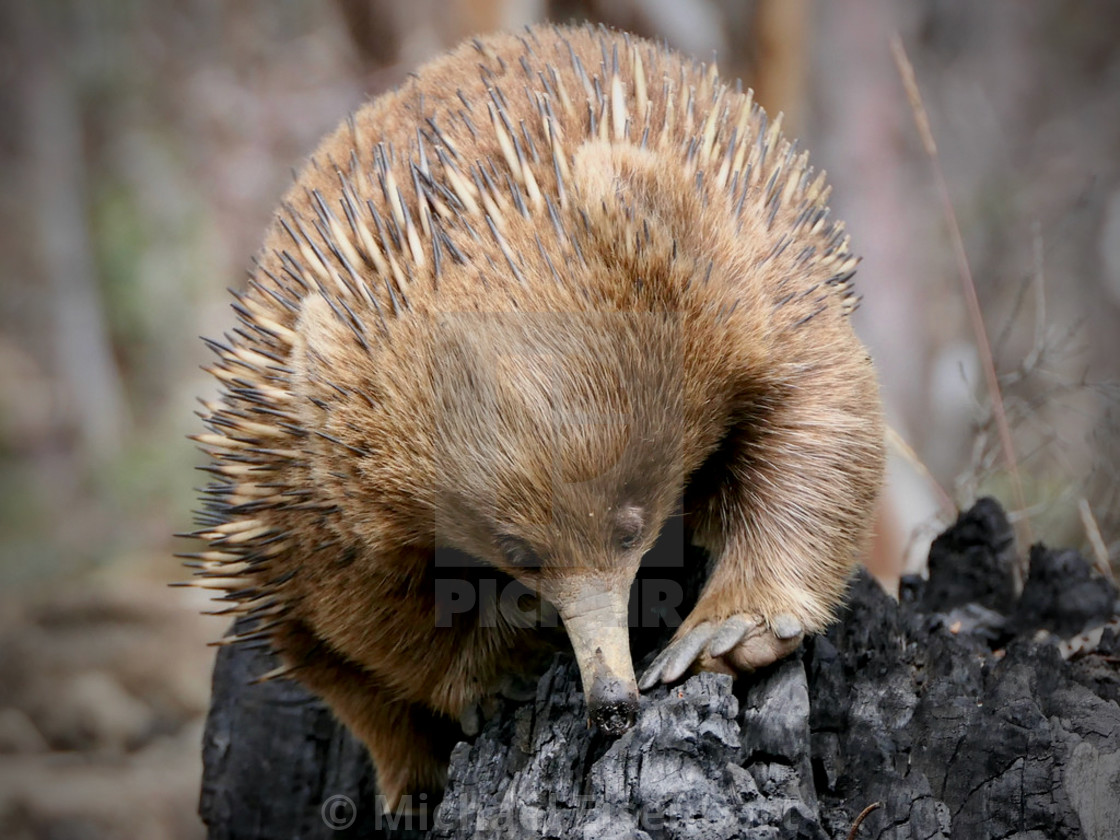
(186, 24, 885, 809)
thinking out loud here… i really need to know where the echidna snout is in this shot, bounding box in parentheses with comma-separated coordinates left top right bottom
(552, 582, 640, 735)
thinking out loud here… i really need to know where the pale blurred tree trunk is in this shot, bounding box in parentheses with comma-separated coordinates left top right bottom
(336, 0, 547, 82)
(18, 2, 129, 462)
(751, 0, 809, 135)
(334, 0, 402, 67)
(811, 0, 944, 579)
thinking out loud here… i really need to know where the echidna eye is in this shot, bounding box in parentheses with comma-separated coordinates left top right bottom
(614, 505, 645, 552)
(497, 535, 542, 569)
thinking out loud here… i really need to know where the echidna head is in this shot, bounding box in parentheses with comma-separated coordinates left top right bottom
(428, 309, 687, 733)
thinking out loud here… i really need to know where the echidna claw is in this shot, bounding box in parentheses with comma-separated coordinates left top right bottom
(771, 612, 802, 640)
(459, 701, 482, 736)
(707, 614, 755, 657)
(639, 612, 805, 689)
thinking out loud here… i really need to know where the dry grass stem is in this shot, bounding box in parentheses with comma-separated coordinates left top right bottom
(890, 33, 1031, 555)
(886, 424, 954, 516)
(846, 801, 884, 840)
(1079, 498, 1114, 581)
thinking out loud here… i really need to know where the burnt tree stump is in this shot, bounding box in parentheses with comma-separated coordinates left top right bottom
(200, 499, 1120, 839)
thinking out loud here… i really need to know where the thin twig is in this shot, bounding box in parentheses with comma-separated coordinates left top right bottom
(1079, 498, 1114, 582)
(886, 424, 954, 515)
(846, 801, 883, 840)
(890, 34, 1031, 555)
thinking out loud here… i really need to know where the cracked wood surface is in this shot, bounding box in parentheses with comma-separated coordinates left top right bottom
(201, 499, 1120, 839)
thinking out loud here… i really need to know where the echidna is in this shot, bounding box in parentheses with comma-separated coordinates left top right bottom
(186, 24, 885, 809)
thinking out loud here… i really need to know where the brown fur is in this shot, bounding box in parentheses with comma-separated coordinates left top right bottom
(188, 24, 885, 808)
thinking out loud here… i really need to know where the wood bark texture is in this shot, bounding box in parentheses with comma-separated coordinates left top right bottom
(201, 498, 1120, 839)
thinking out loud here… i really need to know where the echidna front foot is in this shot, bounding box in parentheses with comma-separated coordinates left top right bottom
(638, 611, 804, 689)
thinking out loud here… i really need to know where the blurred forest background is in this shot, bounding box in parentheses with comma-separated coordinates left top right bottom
(1, 1, 1118, 837)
